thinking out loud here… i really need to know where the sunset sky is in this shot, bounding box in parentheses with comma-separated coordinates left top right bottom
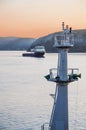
(0, 0, 86, 38)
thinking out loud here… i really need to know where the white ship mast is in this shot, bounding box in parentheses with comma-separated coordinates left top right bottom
(42, 22, 81, 130)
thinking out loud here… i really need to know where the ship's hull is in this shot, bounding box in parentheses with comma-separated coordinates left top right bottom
(22, 52, 45, 57)
(34, 52, 45, 57)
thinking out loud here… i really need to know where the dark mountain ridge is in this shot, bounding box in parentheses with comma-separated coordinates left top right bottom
(0, 29, 86, 52)
(28, 29, 86, 53)
(0, 37, 35, 50)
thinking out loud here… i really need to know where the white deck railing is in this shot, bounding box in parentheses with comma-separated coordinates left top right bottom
(49, 68, 79, 81)
(41, 123, 50, 130)
(54, 34, 74, 47)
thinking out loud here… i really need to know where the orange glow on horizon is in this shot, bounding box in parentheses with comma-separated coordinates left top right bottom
(0, 0, 86, 38)
(0, 24, 86, 38)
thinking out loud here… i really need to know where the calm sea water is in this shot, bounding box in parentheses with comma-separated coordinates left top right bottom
(0, 51, 86, 130)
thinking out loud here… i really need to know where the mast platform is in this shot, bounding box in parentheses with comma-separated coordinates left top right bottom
(45, 68, 81, 84)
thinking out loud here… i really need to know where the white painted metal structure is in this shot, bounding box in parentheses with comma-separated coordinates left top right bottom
(50, 22, 72, 130)
(43, 22, 81, 130)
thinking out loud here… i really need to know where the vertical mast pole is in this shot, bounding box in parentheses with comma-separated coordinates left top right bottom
(44, 22, 81, 130)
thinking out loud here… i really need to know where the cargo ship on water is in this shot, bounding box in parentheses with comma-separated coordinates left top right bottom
(22, 46, 45, 57)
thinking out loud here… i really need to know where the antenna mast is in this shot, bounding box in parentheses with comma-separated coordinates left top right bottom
(43, 22, 81, 130)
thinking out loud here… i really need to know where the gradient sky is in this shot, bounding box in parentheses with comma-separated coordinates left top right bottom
(0, 0, 86, 38)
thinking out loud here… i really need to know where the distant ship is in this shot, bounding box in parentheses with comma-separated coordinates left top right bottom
(22, 46, 46, 57)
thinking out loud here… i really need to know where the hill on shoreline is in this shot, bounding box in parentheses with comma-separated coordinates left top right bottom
(28, 29, 86, 53)
(0, 37, 35, 50)
(0, 29, 86, 52)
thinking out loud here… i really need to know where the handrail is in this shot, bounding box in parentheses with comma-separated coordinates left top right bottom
(49, 86, 58, 128)
(54, 34, 74, 46)
(49, 68, 79, 76)
(48, 68, 80, 82)
(41, 123, 50, 130)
